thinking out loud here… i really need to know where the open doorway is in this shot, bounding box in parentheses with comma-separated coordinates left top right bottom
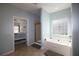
(35, 23, 41, 44)
(13, 16, 27, 50)
(31, 20, 41, 49)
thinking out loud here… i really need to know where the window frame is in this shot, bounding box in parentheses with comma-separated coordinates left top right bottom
(50, 18, 69, 38)
(14, 25, 20, 33)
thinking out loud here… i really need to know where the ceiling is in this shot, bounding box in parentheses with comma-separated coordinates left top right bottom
(12, 3, 71, 14)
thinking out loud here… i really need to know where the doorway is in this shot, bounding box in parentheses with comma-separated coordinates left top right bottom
(35, 23, 41, 45)
(13, 16, 27, 50)
(31, 23, 41, 49)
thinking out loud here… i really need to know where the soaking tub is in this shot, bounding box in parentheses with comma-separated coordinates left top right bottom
(44, 37, 72, 56)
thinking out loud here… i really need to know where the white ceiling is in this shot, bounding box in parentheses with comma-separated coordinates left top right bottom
(38, 3, 71, 13)
(12, 3, 71, 14)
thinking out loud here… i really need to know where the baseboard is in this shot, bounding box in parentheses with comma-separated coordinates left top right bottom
(30, 42, 35, 46)
(26, 42, 34, 46)
(27, 42, 41, 46)
(34, 42, 41, 45)
(1, 50, 14, 56)
(41, 46, 44, 50)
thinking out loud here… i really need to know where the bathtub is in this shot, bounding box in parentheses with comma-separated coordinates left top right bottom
(44, 37, 72, 56)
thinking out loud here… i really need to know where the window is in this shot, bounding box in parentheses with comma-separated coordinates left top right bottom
(51, 18, 68, 37)
(14, 25, 20, 33)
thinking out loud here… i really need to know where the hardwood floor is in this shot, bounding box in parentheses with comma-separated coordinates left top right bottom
(7, 43, 46, 56)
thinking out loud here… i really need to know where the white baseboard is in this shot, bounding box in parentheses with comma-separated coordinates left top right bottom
(34, 42, 41, 45)
(28, 41, 42, 46)
(41, 46, 45, 50)
(29, 42, 35, 46)
(26, 42, 34, 46)
(1, 50, 14, 56)
(31, 42, 35, 45)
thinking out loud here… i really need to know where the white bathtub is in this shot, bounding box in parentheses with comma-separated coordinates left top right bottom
(44, 38, 72, 56)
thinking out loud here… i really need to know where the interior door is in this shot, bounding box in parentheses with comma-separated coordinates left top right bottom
(35, 23, 41, 42)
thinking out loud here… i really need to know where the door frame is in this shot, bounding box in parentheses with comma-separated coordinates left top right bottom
(35, 23, 41, 42)
(12, 16, 28, 50)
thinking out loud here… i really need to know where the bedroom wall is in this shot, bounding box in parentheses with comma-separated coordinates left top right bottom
(0, 4, 36, 55)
